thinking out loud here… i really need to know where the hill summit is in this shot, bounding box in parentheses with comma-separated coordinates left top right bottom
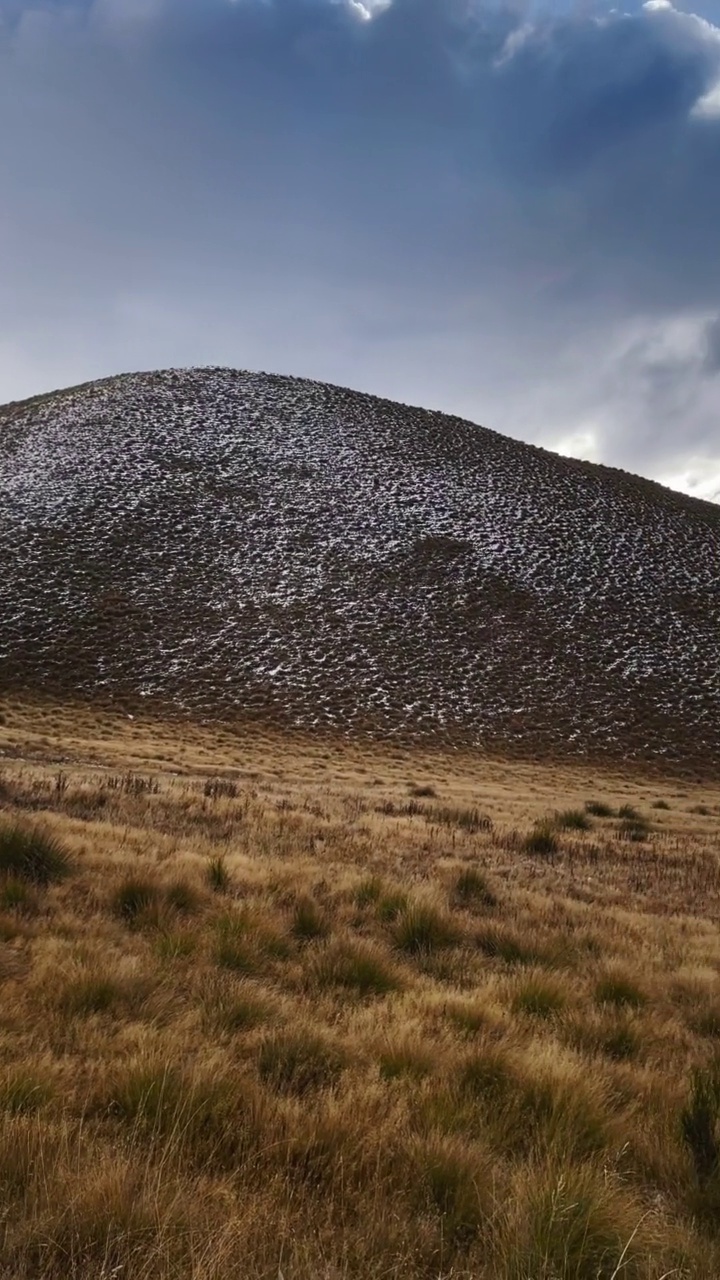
(1, 367, 718, 766)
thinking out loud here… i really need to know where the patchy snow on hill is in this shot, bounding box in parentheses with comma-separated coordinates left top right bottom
(1, 367, 719, 765)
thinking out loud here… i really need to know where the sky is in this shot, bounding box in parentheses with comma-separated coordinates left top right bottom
(1, 0, 720, 501)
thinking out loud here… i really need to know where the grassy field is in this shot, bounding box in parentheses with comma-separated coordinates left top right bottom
(0, 697, 719, 1278)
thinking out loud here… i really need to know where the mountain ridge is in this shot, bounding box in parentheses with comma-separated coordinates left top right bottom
(2, 366, 719, 768)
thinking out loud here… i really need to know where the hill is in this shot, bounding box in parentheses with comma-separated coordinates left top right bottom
(1, 367, 718, 767)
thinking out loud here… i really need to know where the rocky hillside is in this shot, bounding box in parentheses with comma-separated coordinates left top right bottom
(1, 368, 718, 765)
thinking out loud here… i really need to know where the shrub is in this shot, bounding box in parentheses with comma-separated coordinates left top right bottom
(651, 799, 671, 810)
(205, 856, 231, 893)
(309, 939, 402, 997)
(595, 974, 646, 1009)
(585, 800, 615, 818)
(0, 824, 71, 885)
(258, 1029, 345, 1096)
(554, 808, 592, 831)
(111, 877, 160, 925)
(452, 867, 497, 909)
(291, 894, 329, 943)
(523, 825, 558, 857)
(393, 901, 460, 954)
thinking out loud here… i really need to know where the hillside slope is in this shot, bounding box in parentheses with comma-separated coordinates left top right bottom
(1, 367, 718, 765)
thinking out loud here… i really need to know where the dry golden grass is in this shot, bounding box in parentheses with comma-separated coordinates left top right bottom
(0, 695, 719, 1277)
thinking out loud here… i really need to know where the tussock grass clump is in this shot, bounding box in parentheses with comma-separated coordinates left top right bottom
(0, 1071, 52, 1114)
(0, 823, 71, 885)
(617, 812, 651, 842)
(0, 875, 38, 915)
(563, 1012, 641, 1062)
(105, 1062, 255, 1171)
(522, 825, 558, 857)
(506, 1162, 649, 1280)
(393, 900, 460, 954)
(308, 938, 402, 996)
(554, 808, 592, 831)
(258, 1029, 346, 1096)
(291, 894, 329, 942)
(475, 924, 542, 966)
(511, 974, 566, 1019)
(376, 887, 409, 922)
(205, 855, 231, 893)
(410, 1135, 495, 1242)
(203, 980, 272, 1034)
(595, 973, 647, 1009)
(112, 876, 161, 925)
(154, 928, 197, 961)
(213, 907, 290, 975)
(378, 1038, 435, 1081)
(426, 804, 492, 833)
(585, 799, 615, 818)
(452, 866, 497, 909)
(164, 879, 201, 915)
(353, 875, 383, 907)
(60, 974, 132, 1018)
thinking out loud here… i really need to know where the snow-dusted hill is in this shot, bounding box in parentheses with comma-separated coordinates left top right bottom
(1, 367, 719, 765)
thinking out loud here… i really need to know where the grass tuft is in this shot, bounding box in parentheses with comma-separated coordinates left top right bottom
(258, 1029, 345, 1096)
(555, 808, 592, 831)
(111, 877, 160, 925)
(392, 901, 460, 954)
(291, 894, 329, 942)
(309, 938, 402, 996)
(522, 825, 559, 857)
(205, 855, 231, 893)
(585, 800, 615, 818)
(0, 823, 71, 885)
(595, 974, 647, 1009)
(452, 866, 497, 909)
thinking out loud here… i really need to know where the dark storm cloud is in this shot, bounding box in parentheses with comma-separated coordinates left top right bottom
(0, 0, 719, 494)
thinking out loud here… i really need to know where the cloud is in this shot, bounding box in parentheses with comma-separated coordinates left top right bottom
(0, 0, 719, 499)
